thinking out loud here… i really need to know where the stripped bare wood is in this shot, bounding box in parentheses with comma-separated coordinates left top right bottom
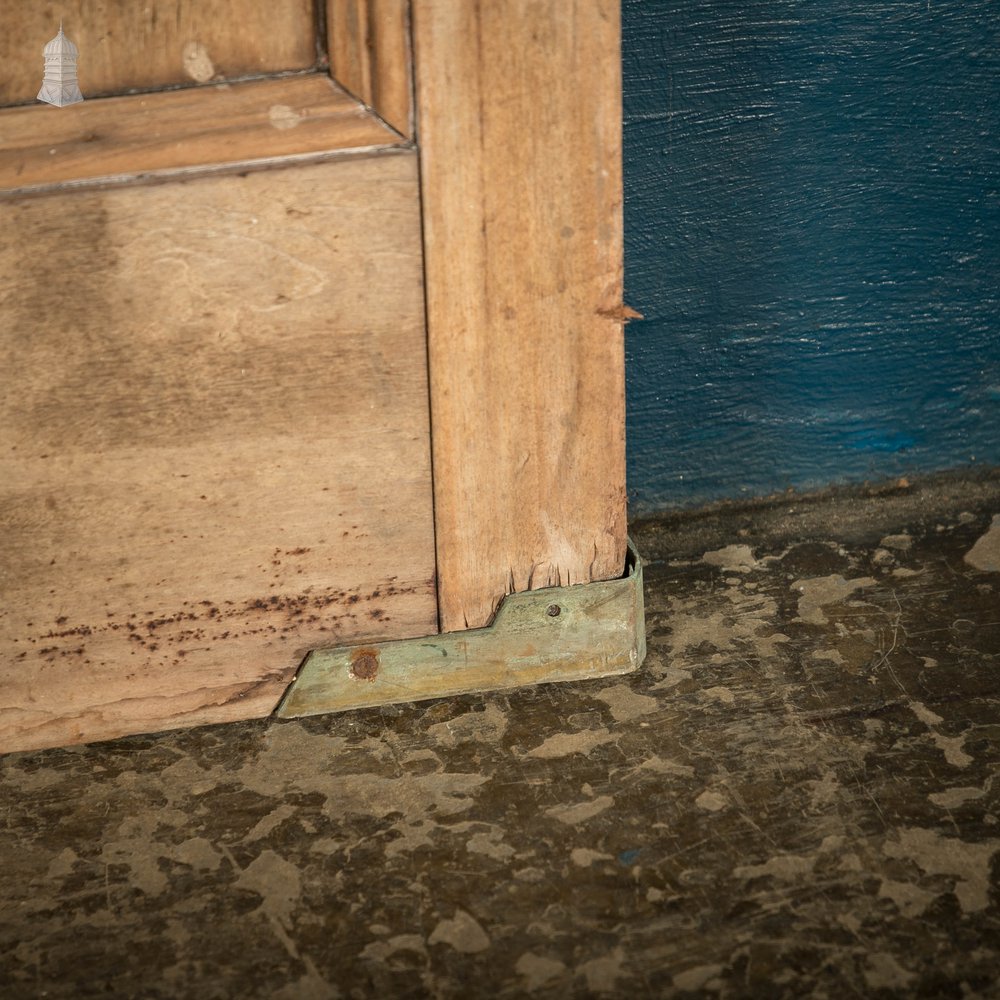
(2, 1, 317, 107)
(327, 0, 412, 136)
(0, 75, 401, 196)
(412, 0, 628, 631)
(0, 153, 436, 754)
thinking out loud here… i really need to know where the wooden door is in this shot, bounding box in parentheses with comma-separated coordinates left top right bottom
(0, 1, 626, 754)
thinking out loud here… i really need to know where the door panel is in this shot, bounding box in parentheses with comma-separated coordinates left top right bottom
(0, 75, 399, 195)
(0, 152, 437, 753)
(2, 1, 319, 106)
(0, 1, 629, 755)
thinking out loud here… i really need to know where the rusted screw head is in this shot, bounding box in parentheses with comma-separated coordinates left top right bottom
(546, 604, 561, 618)
(350, 648, 379, 681)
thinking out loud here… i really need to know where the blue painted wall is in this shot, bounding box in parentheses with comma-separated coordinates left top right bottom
(623, 0, 1000, 513)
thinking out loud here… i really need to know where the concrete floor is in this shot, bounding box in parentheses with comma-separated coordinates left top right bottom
(3, 472, 1000, 999)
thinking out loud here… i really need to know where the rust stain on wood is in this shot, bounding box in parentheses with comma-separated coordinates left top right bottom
(0, 155, 437, 755)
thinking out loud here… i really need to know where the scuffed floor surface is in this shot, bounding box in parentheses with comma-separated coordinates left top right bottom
(3, 473, 1000, 999)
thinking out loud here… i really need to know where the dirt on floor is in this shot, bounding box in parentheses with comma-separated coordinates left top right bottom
(2, 470, 999, 998)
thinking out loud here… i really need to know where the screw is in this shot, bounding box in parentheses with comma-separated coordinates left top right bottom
(546, 604, 561, 617)
(350, 648, 379, 681)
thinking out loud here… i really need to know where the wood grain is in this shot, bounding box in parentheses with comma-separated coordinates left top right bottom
(0, 153, 437, 754)
(412, 0, 628, 631)
(0, 74, 401, 196)
(1, 1, 317, 107)
(327, 0, 412, 136)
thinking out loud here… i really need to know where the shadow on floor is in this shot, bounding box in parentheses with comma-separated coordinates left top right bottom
(3, 472, 999, 998)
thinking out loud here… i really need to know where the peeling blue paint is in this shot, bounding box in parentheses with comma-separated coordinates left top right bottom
(623, 0, 1000, 512)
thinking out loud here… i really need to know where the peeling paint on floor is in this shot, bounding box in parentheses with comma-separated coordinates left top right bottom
(1, 473, 999, 998)
(966, 514, 1000, 572)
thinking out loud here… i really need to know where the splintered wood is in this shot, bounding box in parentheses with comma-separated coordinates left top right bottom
(413, 0, 627, 631)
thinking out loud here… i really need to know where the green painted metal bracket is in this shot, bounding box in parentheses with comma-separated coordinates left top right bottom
(276, 538, 646, 719)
